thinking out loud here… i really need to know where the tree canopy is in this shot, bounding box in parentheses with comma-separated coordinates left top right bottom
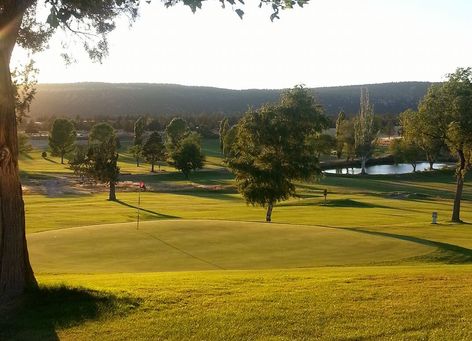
(143, 131, 166, 172)
(418, 68, 472, 222)
(228, 86, 328, 222)
(48, 118, 76, 164)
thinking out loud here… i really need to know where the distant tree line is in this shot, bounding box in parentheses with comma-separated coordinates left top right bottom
(28, 82, 433, 119)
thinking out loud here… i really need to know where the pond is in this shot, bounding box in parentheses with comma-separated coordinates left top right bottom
(324, 162, 453, 175)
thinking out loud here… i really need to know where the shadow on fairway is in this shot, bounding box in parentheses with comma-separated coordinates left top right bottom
(346, 228, 472, 264)
(114, 199, 179, 218)
(279, 198, 392, 209)
(0, 285, 139, 340)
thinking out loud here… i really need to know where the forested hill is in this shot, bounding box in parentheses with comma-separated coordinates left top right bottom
(30, 82, 433, 118)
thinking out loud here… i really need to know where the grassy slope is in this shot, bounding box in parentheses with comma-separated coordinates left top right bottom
(3, 266, 472, 340)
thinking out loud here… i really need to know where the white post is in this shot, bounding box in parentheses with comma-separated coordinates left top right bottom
(432, 212, 438, 224)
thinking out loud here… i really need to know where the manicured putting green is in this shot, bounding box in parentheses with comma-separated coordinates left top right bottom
(28, 219, 434, 273)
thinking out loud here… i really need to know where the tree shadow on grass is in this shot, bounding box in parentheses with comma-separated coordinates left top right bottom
(279, 198, 393, 209)
(0, 285, 139, 341)
(114, 199, 179, 219)
(44, 157, 59, 164)
(345, 227, 472, 264)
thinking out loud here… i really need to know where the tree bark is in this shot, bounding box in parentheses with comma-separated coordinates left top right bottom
(109, 181, 117, 201)
(360, 156, 367, 175)
(0, 9, 37, 298)
(451, 150, 466, 223)
(151, 161, 155, 173)
(266, 203, 273, 222)
(427, 153, 434, 170)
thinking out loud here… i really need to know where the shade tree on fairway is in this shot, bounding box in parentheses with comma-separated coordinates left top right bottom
(165, 117, 190, 153)
(48, 118, 77, 164)
(86, 123, 120, 201)
(0, 0, 308, 297)
(70, 123, 120, 201)
(389, 138, 423, 172)
(400, 109, 443, 170)
(169, 133, 205, 179)
(228, 86, 328, 222)
(418, 68, 472, 222)
(143, 131, 166, 172)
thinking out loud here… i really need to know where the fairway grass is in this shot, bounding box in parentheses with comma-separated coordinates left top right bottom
(3, 266, 472, 340)
(12, 143, 472, 339)
(28, 220, 434, 273)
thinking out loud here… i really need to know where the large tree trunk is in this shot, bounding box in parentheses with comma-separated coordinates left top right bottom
(360, 156, 367, 175)
(451, 150, 466, 223)
(0, 10, 37, 298)
(151, 161, 155, 173)
(266, 203, 273, 223)
(427, 153, 434, 171)
(109, 181, 117, 201)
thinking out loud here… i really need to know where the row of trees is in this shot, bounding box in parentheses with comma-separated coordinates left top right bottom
(47, 116, 205, 201)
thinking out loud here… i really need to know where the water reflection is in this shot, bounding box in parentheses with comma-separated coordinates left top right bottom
(324, 162, 452, 175)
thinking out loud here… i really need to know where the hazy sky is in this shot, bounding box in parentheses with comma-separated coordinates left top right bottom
(12, 0, 472, 89)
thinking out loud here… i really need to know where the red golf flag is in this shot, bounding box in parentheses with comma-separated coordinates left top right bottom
(139, 181, 146, 189)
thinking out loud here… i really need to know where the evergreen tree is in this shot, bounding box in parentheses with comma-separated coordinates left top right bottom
(143, 131, 166, 172)
(48, 118, 76, 164)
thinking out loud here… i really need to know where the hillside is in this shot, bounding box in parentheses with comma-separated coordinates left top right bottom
(30, 82, 432, 118)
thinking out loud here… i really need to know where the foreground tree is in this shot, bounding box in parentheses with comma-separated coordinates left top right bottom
(228, 86, 328, 222)
(0, 0, 309, 298)
(48, 118, 76, 164)
(419, 68, 472, 222)
(143, 131, 166, 172)
(354, 88, 377, 174)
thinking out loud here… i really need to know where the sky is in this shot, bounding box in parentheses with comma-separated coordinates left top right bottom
(12, 0, 472, 89)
